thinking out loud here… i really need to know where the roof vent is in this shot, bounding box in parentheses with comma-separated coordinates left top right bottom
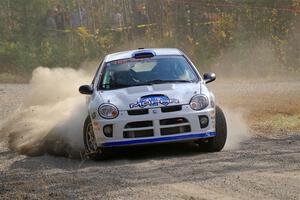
(132, 50, 156, 59)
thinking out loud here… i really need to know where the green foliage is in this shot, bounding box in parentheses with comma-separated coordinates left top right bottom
(0, 0, 299, 76)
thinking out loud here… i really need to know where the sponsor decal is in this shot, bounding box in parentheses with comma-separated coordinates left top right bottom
(129, 94, 179, 109)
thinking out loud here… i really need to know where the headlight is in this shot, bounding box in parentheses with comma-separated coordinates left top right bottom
(98, 104, 119, 119)
(190, 95, 209, 110)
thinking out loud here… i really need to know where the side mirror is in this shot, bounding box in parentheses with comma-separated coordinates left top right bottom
(79, 85, 93, 95)
(203, 72, 216, 84)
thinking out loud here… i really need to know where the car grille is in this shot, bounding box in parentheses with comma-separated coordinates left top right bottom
(125, 121, 153, 128)
(123, 117, 191, 138)
(160, 117, 188, 125)
(161, 105, 182, 113)
(161, 125, 191, 136)
(127, 105, 182, 116)
(124, 130, 154, 138)
(127, 109, 149, 115)
(124, 121, 154, 138)
(160, 117, 191, 136)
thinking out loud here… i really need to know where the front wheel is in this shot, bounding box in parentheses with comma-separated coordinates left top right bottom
(199, 106, 227, 152)
(83, 116, 108, 160)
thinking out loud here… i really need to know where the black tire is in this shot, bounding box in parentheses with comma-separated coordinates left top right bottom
(83, 116, 108, 160)
(200, 106, 227, 152)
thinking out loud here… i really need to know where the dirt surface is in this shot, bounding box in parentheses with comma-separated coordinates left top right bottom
(0, 81, 299, 200)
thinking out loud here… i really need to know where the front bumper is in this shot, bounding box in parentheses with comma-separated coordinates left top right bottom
(101, 132, 216, 147)
(91, 105, 216, 148)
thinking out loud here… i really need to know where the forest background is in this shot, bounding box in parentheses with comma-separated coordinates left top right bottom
(1, 0, 300, 82)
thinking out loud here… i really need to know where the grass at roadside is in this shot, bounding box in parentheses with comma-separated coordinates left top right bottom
(251, 113, 300, 135)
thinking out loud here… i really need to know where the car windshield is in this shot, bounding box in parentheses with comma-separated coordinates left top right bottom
(99, 55, 199, 90)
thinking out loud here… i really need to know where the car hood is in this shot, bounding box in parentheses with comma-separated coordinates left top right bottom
(97, 83, 202, 111)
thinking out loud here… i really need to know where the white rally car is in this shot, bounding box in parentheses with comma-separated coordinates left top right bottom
(79, 48, 227, 159)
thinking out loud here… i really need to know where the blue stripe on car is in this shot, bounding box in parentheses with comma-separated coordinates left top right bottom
(101, 132, 216, 147)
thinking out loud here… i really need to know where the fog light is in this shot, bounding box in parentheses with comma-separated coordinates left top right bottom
(103, 125, 113, 137)
(199, 116, 209, 128)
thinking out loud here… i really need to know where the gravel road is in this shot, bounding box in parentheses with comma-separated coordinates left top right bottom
(0, 82, 299, 200)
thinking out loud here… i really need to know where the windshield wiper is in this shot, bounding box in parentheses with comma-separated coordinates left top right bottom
(143, 79, 193, 84)
(101, 83, 130, 89)
(101, 82, 152, 89)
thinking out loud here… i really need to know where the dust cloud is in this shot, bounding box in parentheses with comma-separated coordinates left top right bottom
(0, 58, 253, 158)
(210, 40, 286, 79)
(206, 39, 293, 149)
(222, 108, 251, 150)
(1, 66, 95, 157)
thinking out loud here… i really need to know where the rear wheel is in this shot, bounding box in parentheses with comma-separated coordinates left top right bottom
(83, 116, 107, 160)
(199, 106, 227, 152)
